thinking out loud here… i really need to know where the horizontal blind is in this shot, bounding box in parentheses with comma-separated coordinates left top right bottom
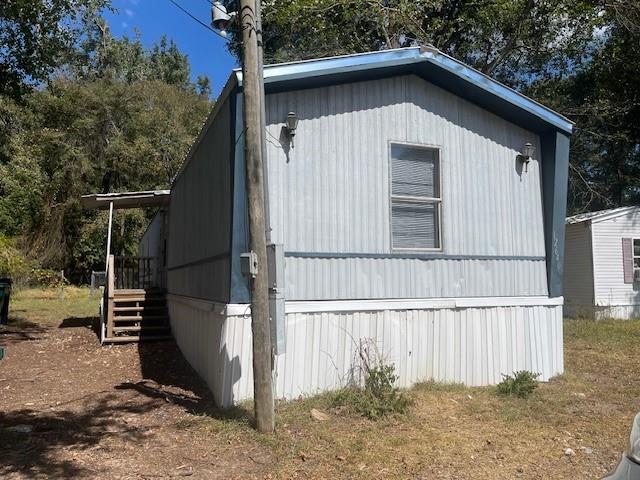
(391, 201, 439, 249)
(391, 145, 438, 198)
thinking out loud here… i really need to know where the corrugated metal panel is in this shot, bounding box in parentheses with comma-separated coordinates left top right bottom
(284, 257, 547, 300)
(167, 96, 232, 302)
(168, 297, 231, 407)
(563, 223, 594, 316)
(138, 212, 162, 258)
(595, 305, 640, 319)
(224, 304, 563, 404)
(264, 75, 547, 300)
(592, 211, 640, 307)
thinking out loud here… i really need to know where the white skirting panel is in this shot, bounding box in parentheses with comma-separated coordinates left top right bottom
(564, 303, 640, 320)
(595, 305, 640, 320)
(168, 295, 564, 407)
(167, 295, 241, 407)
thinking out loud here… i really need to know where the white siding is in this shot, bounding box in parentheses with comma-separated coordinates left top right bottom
(169, 298, 563, 407)
(592, 211, 640, 309)
(167, 97, 232, 302)
(264, 75, 547, 300)
(563, 222, 594, 316)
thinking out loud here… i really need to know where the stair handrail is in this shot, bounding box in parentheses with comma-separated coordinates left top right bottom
(112, 255, 156, 290)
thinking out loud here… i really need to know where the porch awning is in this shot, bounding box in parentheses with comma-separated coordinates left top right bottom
(80, 190, 171, 210)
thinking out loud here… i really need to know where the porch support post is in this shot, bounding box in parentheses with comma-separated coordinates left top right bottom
(105, 201, 114, 272)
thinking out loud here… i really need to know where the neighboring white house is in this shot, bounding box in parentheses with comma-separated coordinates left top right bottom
(565, 206, 640, 319)
(137, 46, 573, 407)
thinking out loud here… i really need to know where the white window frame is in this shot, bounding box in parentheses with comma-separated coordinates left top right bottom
(388, 141, 443, 252)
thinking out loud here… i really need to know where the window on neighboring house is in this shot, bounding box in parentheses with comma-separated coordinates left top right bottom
(390, 143, 441, 250)
(634, 239, 640, 271)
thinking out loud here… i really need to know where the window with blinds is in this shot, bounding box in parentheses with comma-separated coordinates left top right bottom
(390, 143, 441, 250)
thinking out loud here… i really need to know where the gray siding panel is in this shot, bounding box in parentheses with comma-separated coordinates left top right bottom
(284, 257, 547, 300)
(168, 97, 232, 302)
(563, 223, 594, 315)
(264, 75, 548, 300)
(139, 212, 162, 258)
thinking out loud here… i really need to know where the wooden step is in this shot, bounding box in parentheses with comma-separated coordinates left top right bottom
(113, 314, 169, 322)
(112, 305, 166, 312)
(112, 325, 170, 333)
(103, 335, 173, 343)
(114, 290, 165, 298)
(113, 298, 165, 306)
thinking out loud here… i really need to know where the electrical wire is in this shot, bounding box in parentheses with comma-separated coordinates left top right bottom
(166, 0, 231, 41)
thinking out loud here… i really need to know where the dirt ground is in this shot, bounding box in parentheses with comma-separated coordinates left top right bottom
(1, 288, 638, 479)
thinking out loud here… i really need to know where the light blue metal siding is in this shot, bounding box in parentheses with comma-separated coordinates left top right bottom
(264, 75, 548, 300)
(167, 97, 232, 302)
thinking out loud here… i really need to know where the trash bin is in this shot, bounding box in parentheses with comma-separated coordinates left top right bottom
(0, 278, 12, 325)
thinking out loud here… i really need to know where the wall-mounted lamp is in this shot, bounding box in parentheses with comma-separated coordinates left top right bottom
(518, 142, 535, 172)
(286, 112, 299, 147)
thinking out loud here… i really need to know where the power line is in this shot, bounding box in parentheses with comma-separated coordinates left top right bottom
(166, 0, 230, 42)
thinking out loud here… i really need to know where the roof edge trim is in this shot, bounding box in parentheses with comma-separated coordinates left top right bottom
(236, 46, 573, 135)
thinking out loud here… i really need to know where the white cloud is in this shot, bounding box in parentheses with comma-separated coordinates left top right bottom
(125, 8, 134, 18)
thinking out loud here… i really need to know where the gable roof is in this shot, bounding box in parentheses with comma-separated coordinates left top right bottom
(566, 206, 640, 225)
(234, 46, 573, 136)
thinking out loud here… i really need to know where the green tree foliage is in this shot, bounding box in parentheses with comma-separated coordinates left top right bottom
(0, 18, 212, 282)
(566, 24, 640, 211)
(253, 0, 605, 86)
(529, 4, 640, 212)
(250, 0, 639, 213)
(0, 0, 109, 100)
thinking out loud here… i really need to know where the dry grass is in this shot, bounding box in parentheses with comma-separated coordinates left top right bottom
(2, 291, 638, 479)
(9, 286, 99, 326)
(169, 319, 639, 479)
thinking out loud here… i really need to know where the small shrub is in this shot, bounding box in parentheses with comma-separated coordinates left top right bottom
(332, 364, 411, 419)
(496, 370, 540, 398)
(29, 268, 68, 288)
(332, 339, 411, 419)
(0, 235, 32, 284)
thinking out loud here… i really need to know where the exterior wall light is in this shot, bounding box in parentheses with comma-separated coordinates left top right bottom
(518, 142, 535, 172)
(286, 112, 299, 147)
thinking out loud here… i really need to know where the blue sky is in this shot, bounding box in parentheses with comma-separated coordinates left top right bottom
(104, 0, 237, 96)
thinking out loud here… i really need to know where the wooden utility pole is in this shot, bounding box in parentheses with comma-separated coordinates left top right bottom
(239, 0, 275, 433)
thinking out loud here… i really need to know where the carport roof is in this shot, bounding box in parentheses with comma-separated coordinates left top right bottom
(80, 190, 171, 210)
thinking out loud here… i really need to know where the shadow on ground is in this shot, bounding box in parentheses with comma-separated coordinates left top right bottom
(121, 340, 253, 422)
(0, 395, 153, 478)
(59, 316, 97, 330)
(0, 316, 47, 345)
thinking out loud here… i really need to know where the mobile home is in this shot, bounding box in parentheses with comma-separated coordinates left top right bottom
(565, 206, 640, 319)
(129, 46, 571, 406)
